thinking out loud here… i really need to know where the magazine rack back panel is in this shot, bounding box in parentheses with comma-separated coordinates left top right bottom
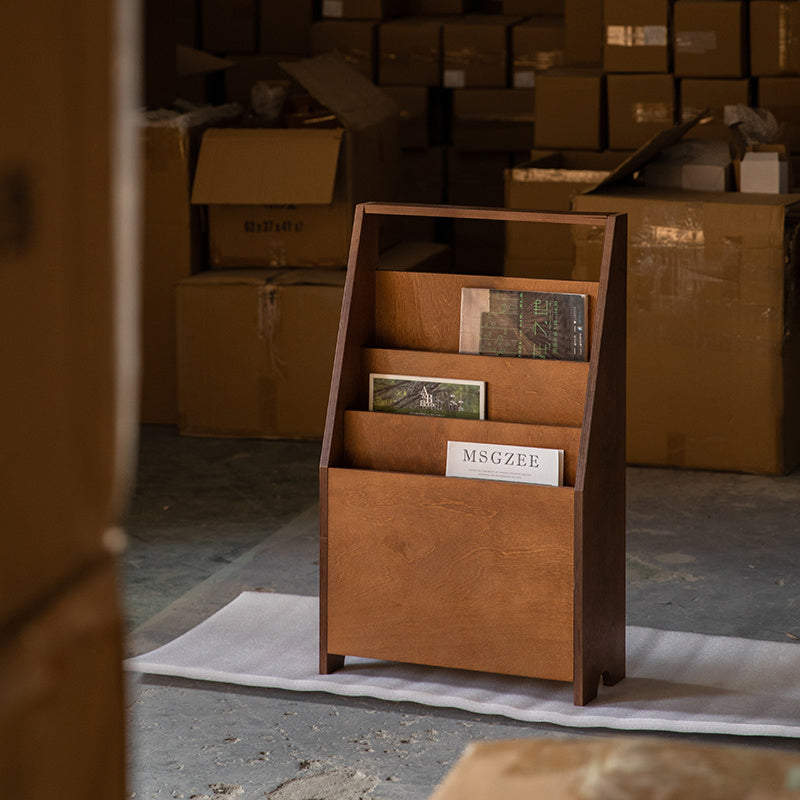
(320, 202, 627, 705)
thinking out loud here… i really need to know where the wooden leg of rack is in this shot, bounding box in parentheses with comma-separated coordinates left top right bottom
(574, 672, 600, 706)
(321, 653, 345, 674)
(602, 667, 625, 687)
(574, 665, 626, 706)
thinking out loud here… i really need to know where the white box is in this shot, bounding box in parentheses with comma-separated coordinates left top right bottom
(682, 162, 731, 192)
(740, 151, 790, 194)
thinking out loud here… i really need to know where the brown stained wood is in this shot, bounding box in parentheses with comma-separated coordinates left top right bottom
(321, 203, 627, 702)
(364, 348, 588, 428)
(319, 467, 333, 672)
(326, 468, 574, 681)
(573, 213, 628, 705)
(320, 205, 378, 672)
(363, 201, 612, 228)
(343, 411, 582, 486)
(321, 206, 379, 471)
(321, 653, 345, 673)
(375, 271, 599, 354)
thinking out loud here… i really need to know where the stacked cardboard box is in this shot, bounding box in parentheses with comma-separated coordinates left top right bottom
(175, 55, 401, 439)
(569, 124, 800, 475)
(511, 15, 564, 87)
(310, 19, 380, 80)
(173, 3, 566, 281)
(528, 0, 800, 162)
(141, 0, 800, 471)
(504, 149, 621, 279)
(442, 14, 523, 87)
(177, 269, 347, 438)
(163, 0, 800, 177)
(752, 1, 800, 155)
(140, 104, 241, 424)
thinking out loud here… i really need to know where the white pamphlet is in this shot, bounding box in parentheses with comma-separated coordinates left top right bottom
(445, 441, 564, 487)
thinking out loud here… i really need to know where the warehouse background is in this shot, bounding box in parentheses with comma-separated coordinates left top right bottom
(4, 1, 800, 798)
(140, 0, 800, 476)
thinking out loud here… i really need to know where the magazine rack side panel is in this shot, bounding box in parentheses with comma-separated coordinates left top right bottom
(320, 205, 379, 673)
(573, 213, 628, 705)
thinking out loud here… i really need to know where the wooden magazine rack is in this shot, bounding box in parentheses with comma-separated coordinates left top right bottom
(319, 202, 627, 705)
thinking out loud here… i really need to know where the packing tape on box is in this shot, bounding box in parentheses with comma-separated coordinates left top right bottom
(510, 167, 611, 184)
(255, 269, 344, 374)
(606, 25, 668, 47)
(383, 49, 438, 66)
(675, 30, 717, 55)
(514, 51, 565, 71)
(632, 101, 673, 125)
(778, 3, 798, 73)
(444, 47, 495, 68)
(343, 49, 370, 66)
(258, 284, 285, 376)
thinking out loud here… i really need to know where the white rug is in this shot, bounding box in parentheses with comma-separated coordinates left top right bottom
(125, 591, 800, 738)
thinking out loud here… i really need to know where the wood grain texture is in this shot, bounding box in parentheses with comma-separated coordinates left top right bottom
(320, 203, 627, 703)
(375, 271, 598, 354)
(320, 205, 377, 670)
(362, 201, 613, 227)
(364, 348, 588, 428)
(343, 411, 582, 486)
(326, 469, 574, 681)
(321, 206, 379, 471)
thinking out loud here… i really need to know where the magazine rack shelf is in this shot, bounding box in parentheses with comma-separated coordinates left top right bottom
(319, 202, 627, 705)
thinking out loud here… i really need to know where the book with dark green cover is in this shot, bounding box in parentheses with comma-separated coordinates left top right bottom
(459, 288, 589, 361)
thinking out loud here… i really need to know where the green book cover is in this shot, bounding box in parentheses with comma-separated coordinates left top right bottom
(460, 288, 589, 361)
(369, 374, 485, 419)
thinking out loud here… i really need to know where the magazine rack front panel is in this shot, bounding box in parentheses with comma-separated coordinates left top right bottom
(326, 468, 575, 682)
(320, 202, 627, 705)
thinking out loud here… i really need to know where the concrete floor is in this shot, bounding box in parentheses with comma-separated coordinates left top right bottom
(123, 425, 800, 800)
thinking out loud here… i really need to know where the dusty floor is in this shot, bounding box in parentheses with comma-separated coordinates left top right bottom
(122, 425, 800, 800)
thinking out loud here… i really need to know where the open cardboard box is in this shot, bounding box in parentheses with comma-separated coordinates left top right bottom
(570, 114, 800, 474)
(191, 54, 399, 269)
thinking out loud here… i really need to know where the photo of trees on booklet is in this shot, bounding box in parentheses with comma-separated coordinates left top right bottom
(460, 288, 589, 361)
(369, 373, 485, 419)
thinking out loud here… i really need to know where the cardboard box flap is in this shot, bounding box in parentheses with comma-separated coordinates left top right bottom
(280, 53, 398, 132)
(177, 45, 235, 77)
(594, 109, 708, 190)
(191, 127, 343, 205)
